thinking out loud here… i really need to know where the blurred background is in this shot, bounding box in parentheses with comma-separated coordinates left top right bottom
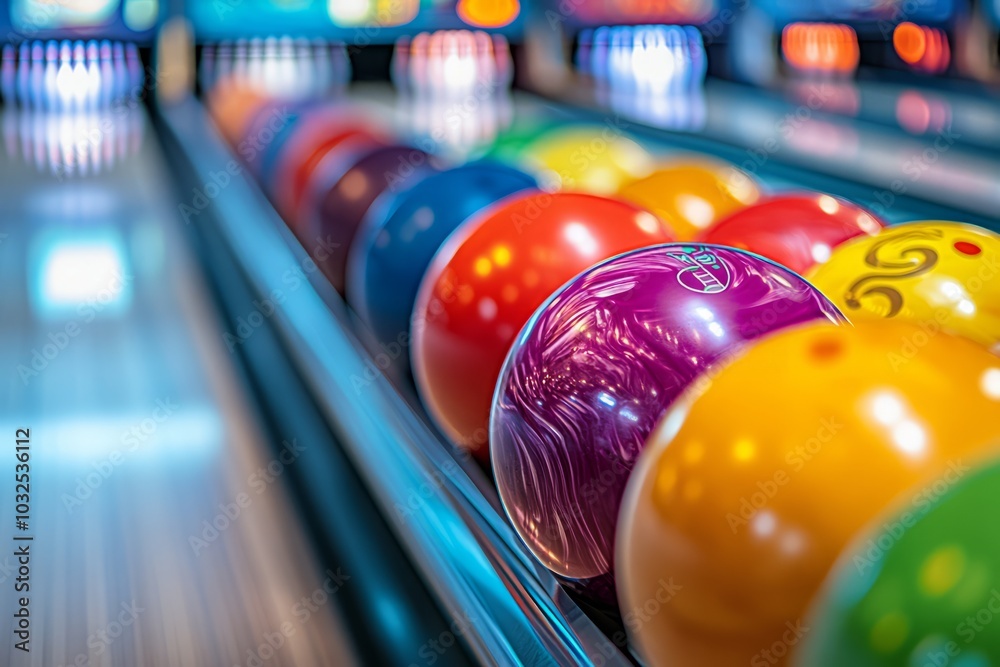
(0, 0, 998, 666)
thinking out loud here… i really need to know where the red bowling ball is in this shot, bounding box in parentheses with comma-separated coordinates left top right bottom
(699, 193, 885, 275)
(272, 113, 390, 227)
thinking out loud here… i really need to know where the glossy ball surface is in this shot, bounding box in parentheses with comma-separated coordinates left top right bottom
(617, 321, 1000, 667)
(412, 192, 673, 461)
(272, 113, 389, 226)
(244, 99, 318, 184)
(300, 144, 440, 294)
(809, 221, 1000, 354)
(206, 78, 268, 147)
(347, 161, 538, 353)
(491, 244, 844, 605)
(701, 193, 885, 275)
(482, 118, 557, 164)
(520, 126, 653, 194)
(617, 159, 760, 239)
(797, 454, 1000, 667)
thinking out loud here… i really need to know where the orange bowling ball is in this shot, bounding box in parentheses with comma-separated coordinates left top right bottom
(411, 192, 673, 461)
(617, 159, 760, 240)
(616, 321, 1000, 667)
(206, 78, 269, 147)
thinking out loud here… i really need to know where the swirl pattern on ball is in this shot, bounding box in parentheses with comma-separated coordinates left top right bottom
(491, 244, 845, 603)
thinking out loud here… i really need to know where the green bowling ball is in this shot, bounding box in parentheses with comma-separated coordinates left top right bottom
(480, 117, 557, 164)
(797, 455, 1000, 667)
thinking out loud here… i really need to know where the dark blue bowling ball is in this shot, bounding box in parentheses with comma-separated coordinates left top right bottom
(240, 99, 315, 179)
(256, 100, 330, 189)
(346, 161, 538, 355)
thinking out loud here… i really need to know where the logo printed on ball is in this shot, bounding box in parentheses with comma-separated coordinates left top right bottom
(668, 246, 731, 294)
(844, 229, 941, 317)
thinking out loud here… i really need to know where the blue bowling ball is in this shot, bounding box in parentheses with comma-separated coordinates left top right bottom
(241, 99, 313, 180)
(347, 161, 537, 355)
(256, 100, 329, 191)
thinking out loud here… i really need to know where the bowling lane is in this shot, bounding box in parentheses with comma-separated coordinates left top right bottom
(0, 104, 357, 666)
(769, 77, 1000, 152)
(535, 80, 1000, 222)
(355, 82, 998, 230)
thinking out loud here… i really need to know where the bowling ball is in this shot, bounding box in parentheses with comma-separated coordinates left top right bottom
(300, 144, 441, 294)
(289, 132, 388, 233)
(701, 193, 885, 275)
(616, 321, 1000, 667)
(206, 78, 269, 147)
(481, 118, 557, 164)
(241, 98, 319, 181)
(617, 158, 761, 240)
(411, 192, 673, 462)
(796, 453, 1000, 667)
(346, 161, 538, 357)
(519, 125, 653, 194)
(491, 244, 844, 606)
(271, 113, 390, 225)
(809, 221, 1000, 354)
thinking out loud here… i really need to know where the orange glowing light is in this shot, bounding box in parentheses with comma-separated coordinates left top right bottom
(457, 0, 519, 28)
(893, 23, 950, 73)
(893, 22, 926, 64)
(782, 23, 859, 75)
(781, 23, 860, 73)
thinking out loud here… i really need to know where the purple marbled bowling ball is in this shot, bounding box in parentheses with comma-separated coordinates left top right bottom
(490, 243, 845, 606)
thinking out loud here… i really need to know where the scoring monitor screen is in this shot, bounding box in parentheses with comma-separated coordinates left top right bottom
(13, 0, 119, 30)
(187, 0, 523, 42)
(7, 0, 159, 38)
(759, 0, 955, 24)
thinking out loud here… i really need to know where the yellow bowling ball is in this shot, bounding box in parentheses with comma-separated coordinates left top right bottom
(521, 125, 653, 195)
(616, 320, 1000, 667)
(617, 158, 761, 240)
(809, 221, 1000, 354)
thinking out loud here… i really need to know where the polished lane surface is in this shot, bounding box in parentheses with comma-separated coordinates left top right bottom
(0, 104, 357, 667)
